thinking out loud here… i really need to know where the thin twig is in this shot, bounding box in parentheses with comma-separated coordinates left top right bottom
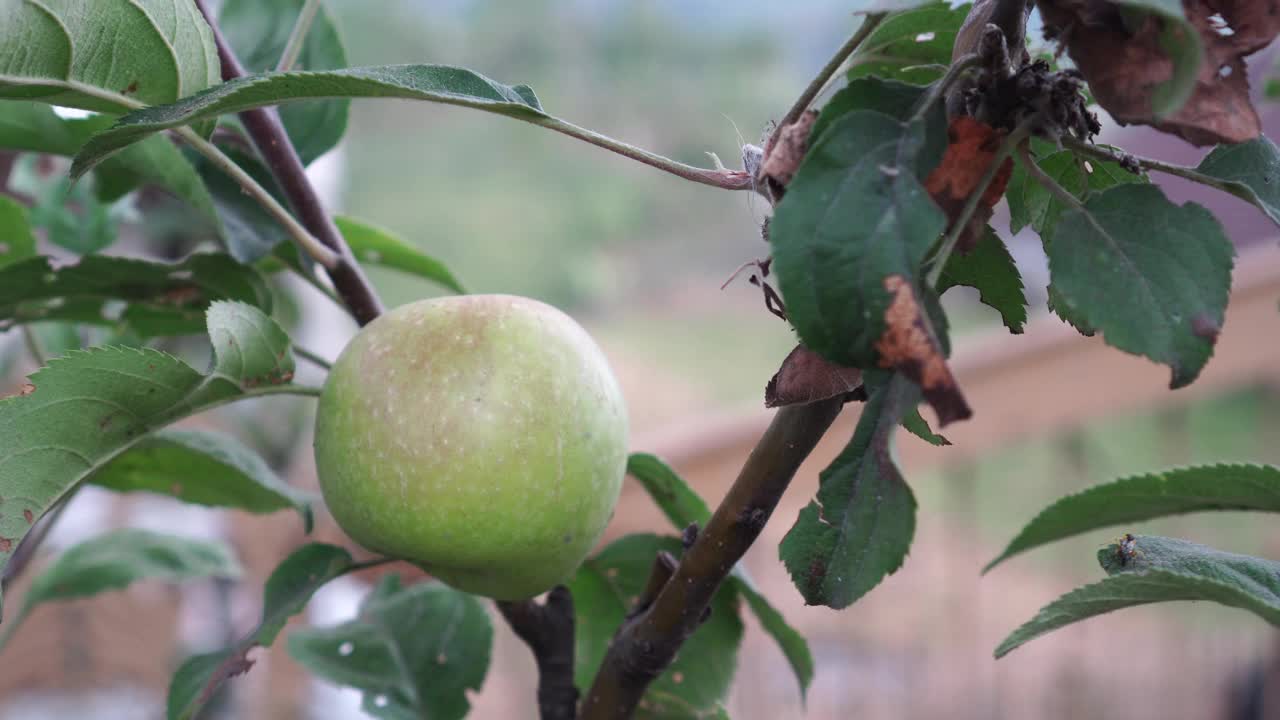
(175, 127, 340, 269)
(195, 0, 385, 327)
(925, 121, 1033, 287)
(580, 398, 845, 719)
(767, 14, 888, 153)
(276, 0, 321, 73)
(537, 116, 754, 191)
(498, 587, 580, 720)
(292, 345, 333, 370)
(1061, 136, 1257, 206)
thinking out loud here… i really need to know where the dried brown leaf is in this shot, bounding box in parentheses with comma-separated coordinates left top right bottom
(761, 110, 818, 187)
(924, 117, 1013, 253)
(765, 344, 862, 408)
(874, 275, 971, 425)
(1041, 0, 1279, 145)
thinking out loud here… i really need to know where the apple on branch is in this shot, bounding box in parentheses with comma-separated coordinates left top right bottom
(314, 295, 629, 600)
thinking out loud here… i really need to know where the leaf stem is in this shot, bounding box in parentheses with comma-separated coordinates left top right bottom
(925, 121, 1032, 287)
(536, 116, 754, 191)
(1061, 136, 1257, 206)
(175, 127, 341, 269)
(195, 0, 385, 327)
(580, 398, 845, 719)
(1016, 140, 1083, 210)
(293, 345, 333, 370)
(276, 0, 321, 73)
(767, 14, 888, 152)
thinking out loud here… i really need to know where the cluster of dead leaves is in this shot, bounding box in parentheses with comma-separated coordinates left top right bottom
(1040, 0, 1280, 145)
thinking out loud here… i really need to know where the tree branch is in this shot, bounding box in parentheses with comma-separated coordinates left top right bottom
(498, 586, 581, 720)
(580, 397, 845, 719)
(194, 0, 384, 326)
(1061, 136, 1258, 206)
(766, 14, 887, 154)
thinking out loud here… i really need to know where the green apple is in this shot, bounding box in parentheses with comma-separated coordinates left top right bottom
(314, 294, 629, 600)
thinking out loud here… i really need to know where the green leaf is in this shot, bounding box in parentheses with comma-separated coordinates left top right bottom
(0, 104, 222, 235)
(569, 534, 744, 713)
(780, 373, 917, 608)
(627, 453, 712, 529)
(334, 215, 467, 294)
(1048, 183, 1234, 388)
(810, 77, 927, 146)
(901, 404, 948, 446)
(0, 0, 220, 115)
(770, 109, 946, 370)
(168, 543, 354, 720)
(625, 454, 813, 701)
(985, 465, 1280, 572)
(1007, 146, 1146, 243)
(0, 253, 272, 337)
(639, 693, 732, 720)
(195, 143, 294, 263)
(0, 300, 302, 618)
(847, 2, 970, 85)
(92, 429, 314, 531)
(0, 195, 35, 268)
(1195, 135, 1280, 230)
(219, 0, 349, 164)
(937, 225, 1027, 333)
(731, 577, 814, 703)
(73, 65, 546, 178)
(287, 576, 493, 720)
(24, 166, 121, 255)
(996, 535, 1280, 657)
(0, 529, 238, 649)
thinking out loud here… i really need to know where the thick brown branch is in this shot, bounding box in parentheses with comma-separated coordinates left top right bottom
(580, 398, 845, 719)
(194, 0, 383, 326)
(498, 586, 580, 720)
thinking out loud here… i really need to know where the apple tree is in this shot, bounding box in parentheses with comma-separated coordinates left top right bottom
(1, 0, 1279, 718)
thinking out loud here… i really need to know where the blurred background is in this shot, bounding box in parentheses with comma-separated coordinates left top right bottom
(2, 0, 1280, 718)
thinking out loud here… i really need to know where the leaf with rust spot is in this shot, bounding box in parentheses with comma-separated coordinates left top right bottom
(765, 344, 862, 408)
(771, 105, 966, 424)
(874, 275, 970, 425)
(924, 116, 1014, 254)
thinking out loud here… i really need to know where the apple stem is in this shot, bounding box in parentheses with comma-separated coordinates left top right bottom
(194, 0, 385, 327)
(498, 586, 581, 720)
(579, 397, 845, 719)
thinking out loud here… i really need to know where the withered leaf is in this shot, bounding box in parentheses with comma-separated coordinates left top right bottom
(1040, 0, 1279, 145)
(765, 344, 862, 408)
(924, 116, 1013, 253)
(875, 275, 971, 425)
(761, 110, 818, 188)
